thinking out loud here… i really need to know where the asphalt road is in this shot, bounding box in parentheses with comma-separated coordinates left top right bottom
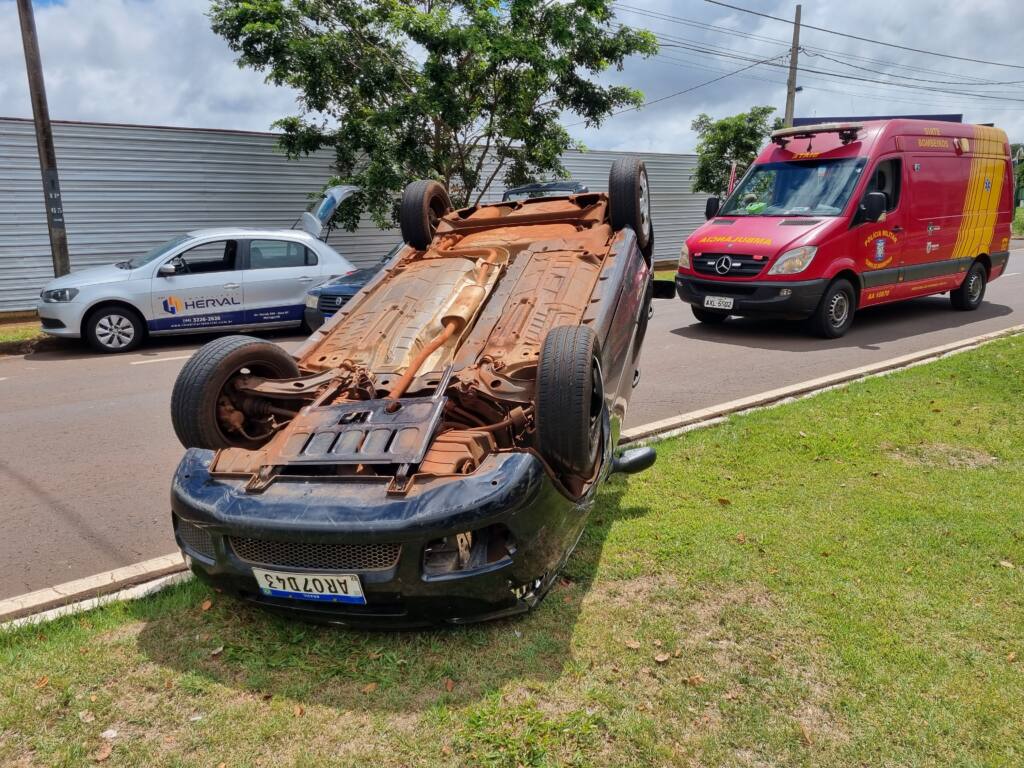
(2, 251, 1021, 598)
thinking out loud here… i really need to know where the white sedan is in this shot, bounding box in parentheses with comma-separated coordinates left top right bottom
(36, 187, 359, 353)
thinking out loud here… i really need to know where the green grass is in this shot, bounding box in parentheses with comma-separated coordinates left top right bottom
(654, 268, 676, 281)
(1014, 207, 1023, 237)
(4, 336, 1024, 767)
(0, 321, 43, 345)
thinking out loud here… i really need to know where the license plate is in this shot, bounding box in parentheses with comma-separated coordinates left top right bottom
(252, 567, 366, 604)
(703, 296, 734, 310)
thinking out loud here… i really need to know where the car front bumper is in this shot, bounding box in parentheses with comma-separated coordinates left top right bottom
(35, 300, 86, 338)
(676, 274, 828, 318)
(171, 448, 597, 628)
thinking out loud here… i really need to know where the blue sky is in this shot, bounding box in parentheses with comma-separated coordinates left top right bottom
(2, 0, 1022, 152)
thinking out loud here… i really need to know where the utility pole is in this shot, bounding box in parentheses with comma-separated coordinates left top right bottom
(17, 0, 70, 277)
(783, 3, 802, 128)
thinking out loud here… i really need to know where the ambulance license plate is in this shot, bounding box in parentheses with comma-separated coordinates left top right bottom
(252, 568, 366, 604)
(703, 296, 734, 310)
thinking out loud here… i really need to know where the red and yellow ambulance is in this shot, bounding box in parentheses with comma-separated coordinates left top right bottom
(674, 120, 1013, 337)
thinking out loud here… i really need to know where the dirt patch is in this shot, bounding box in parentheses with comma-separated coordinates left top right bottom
(887, 442, 998, 469)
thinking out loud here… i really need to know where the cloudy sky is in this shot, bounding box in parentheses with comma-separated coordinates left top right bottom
(1, 0, 1022, 153)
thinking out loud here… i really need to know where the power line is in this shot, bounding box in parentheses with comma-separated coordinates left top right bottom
(566, 51, 791, 127)
(703, 0, 1024, 70)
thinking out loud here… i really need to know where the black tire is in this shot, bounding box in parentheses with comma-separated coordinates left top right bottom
(536, 325, 603, 477)
(608, 157, 652, 251)
(400, 180, 452, 250)
(809, 278, 857, 338)
(85, 304, 146, 353)
(692, 305, 729, 325)
(950, 261, 987, 311)
(171, 335, 300, 450)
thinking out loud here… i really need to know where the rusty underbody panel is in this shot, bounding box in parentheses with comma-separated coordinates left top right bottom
(211, 194, 622, 492)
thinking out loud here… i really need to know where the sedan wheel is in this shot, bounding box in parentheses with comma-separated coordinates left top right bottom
(86, 306, 145, 353)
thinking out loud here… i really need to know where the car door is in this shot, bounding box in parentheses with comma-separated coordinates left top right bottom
(150, 239, 244, 331)
(855, 156, 907, 302)
(241, 238, 319, 325)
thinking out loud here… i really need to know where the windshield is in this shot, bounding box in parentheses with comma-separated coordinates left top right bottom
(125, 235, 193, 269)
(720, 158, 866, 217)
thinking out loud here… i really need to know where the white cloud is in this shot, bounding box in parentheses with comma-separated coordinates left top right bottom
(1, 0, 1021, 148)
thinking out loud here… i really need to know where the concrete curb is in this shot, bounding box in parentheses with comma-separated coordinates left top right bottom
(620, 323, 1024, 445)
(5, 322, 1023, 627)
(0, 553, 186, 624)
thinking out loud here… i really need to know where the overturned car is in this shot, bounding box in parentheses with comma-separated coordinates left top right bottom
(170, 158, 660, 627)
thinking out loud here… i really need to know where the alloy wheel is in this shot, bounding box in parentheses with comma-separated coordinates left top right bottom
(95, 313, 136, 349)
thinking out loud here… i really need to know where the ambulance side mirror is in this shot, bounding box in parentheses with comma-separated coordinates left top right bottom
(862, 192, 886, 223)
(704, 196, 721, 220)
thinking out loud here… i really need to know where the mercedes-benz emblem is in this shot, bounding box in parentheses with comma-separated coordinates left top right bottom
(714, 255, 733, 275)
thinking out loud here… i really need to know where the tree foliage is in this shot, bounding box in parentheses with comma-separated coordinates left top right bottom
(690, 106, 780, 196)
(209, 0, 657, 230)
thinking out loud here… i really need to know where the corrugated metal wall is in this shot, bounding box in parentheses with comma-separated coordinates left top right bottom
(0, 117, 702, 312)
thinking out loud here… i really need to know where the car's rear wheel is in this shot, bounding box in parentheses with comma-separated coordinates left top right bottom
(950, 261, 987, 311)
(85, 305, 145, 353)
(692, 306, 729, 325)
(609, 157, 652, 252)
(171, 335, 300, 450)
(536, 325, 603, 477)
(809, 278, 856, 338)
(400, 180, 452, 250)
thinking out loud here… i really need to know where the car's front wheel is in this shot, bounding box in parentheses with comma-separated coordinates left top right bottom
(85, 305, 146, 353)
(809, 278, 857, 338)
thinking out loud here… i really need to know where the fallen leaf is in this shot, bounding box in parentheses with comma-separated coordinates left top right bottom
(673, 649, 682, 658)
(217, 763, 227, 768)
(653, 639, 663, 647)
(210, 645, 224, 658)
(367, 651, 382, 660)
(735, 532, 746, 544)
(999, 560, 1015, 569)
(1008, 652, 1018, 663)
(33, 675, 49, 689)
(200, 599, 213, 612)
(444, 678, 456, 692)
(293, 704, 304, 717)
(188, 715, 203, 723)
(799, 431, 807, 438)
(441, 745, 452, 756)
(262, 692, 273, 701)
(78, 710, 95, 723)
(89, 694, 97, 702)
(685, 674, 705, 686)
(717, 498, 731, 506)
(654, 653, 671, 664)
(92, 743, 113, 763)
(100, 729, 118, 739)
(361, 682, 378, 694)
(624, 639, 641, 650)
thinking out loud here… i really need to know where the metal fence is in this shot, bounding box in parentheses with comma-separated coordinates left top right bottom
(0, 117, 703, 313)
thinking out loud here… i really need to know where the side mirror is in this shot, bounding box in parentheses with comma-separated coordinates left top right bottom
(652, 279, 677, 299)
(157, 262, 178, 277)
(862, 191, 886, 223)
(704, 196, 721, 220)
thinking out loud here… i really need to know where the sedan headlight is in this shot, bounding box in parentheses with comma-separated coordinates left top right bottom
(768, 246, 817, 276)
(678, 244, 691, 270)
(304, 293, 319, 309)
(40, 287, 79, 303)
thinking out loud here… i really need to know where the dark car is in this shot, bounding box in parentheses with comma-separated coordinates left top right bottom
(501, 180, 588, 201)
(303, 244, 403, 331)
(168, 158, 659, 628)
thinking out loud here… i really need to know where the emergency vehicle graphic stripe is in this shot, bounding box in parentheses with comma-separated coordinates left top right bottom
(952, 126, 1007, 261)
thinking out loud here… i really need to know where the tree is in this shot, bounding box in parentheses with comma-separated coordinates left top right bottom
(1012, 142, 1023, 209)
(209, 0, 657, 230)
(690, 106, 780, 196)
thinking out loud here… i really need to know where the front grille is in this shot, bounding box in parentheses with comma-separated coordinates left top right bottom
(176, 519, 216, 560)
(229, 537, 401, 571)
(692, 252, 766, 278)
(317, 294, 350, 314)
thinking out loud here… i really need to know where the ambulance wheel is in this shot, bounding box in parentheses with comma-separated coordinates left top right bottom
(950, 261, 986, 311)
(400, 180, 451, 250)
(809, 279, 856, 339)
(536, 325, 603, 477)
(171, 335, 300, 450)
(692, 306, 729, 325)
(609, 157, 652, 252)
(85, 304, 146, 353)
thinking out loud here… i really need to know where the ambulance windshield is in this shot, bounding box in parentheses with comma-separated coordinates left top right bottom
(721, 158, 866, 217)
